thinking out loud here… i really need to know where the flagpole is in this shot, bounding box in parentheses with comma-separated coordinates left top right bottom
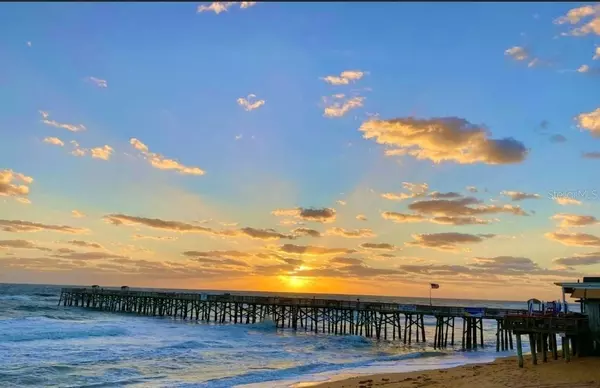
(429, 286, 432, 306)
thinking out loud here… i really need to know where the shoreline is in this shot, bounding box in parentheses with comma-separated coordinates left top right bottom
(303, 355, 600, 388)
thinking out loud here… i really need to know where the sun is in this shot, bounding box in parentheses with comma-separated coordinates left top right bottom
(279, 275, 309, 289)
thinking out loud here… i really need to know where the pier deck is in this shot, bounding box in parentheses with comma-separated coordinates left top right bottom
(59, 287, 526, 351)
(504, 313, 591, 367)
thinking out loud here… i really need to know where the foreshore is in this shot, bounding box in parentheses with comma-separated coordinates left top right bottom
(306, 355, 600, 388)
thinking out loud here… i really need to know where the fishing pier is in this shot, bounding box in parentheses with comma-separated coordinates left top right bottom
(59, 287, 524, 352)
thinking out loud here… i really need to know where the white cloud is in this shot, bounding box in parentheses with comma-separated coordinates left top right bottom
(43, 137, 64, 146)
(594, 47, 600, 60)
(321, 70, 365, 85)
(39, 111, 86, 132)
(197, 2, 256, 14)
(555, 5, 600, 36)
(87, 76, 108, 88)
(90, 145, 114, 161)
(237, 94, 265, 111)
(72, 210, 86, 218)
(0, 170, 33, 204)
(323, 95, 364, 118)
(555, 197, 582, 206)
(505, 46, 529, 61)
(129, 138, 205, 175)
(577, 108, 600, 136)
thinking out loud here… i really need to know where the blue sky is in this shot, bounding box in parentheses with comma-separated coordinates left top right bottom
(1, 2, 599, 300)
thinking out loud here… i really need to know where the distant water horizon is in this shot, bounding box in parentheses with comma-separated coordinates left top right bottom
(2, 281, 534, 305)
(0, 283, 558, 387)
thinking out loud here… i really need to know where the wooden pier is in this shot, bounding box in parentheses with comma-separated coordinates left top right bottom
(59, 287, 526, 351)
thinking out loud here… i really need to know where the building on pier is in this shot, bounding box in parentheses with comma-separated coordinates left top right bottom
(503, 277, 599, 368)
(556, 277, 600, 351)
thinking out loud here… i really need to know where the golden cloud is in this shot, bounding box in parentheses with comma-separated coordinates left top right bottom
(359, 117, 528, 165)
(129, 138, 205, 175)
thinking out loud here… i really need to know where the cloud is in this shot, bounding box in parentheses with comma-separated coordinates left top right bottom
(554, 197, 582, 206)
(239, 227, 295, 240)
(193, 257, 250, 267)
(583, 151, 600, 159)
(39, 111, 86, 132)
(408, 196, 528, 217)
(430, 216, 491, 225)
(381, 212, 426, 223)
(554, 251, 600, 266)
(468, 256, 575, 277)
(407, 232, 494, 252)
(359, 117, 528, 165)
(501, 191, 540, 201)
(43, 137, 64, 146)
(555, 4, 600, 36)
(277, 244, 356, 256)
(0, 219, 87, 234)
(237, 94, 265, 111)
(505, 46, 529, 61)
(336, 200, 347, 206)
(325, 227, 375, 238)
(183, 250, 252, 258)
(0, 240, 51, 252)
(132, 234, 178, 241)
(294, 263, 404, 279)
(87, 77, 108, 88)
(551, 213, 598, 227)
(0, 169, 33, 203)
(545, 232, 600, 247)
(104, 214, 295, 240)
(53, 251, 127, 260)
(183, 251, 250, 268)
(90, 145, 114, 161)
(129, 138, 205, 175)
(356, 214, 368, 221)
(504, 46, 541, 67)
(271, 207, 336, 223)
(359, 242, 395, 250)
(466, 186, 478, 193)
(429, 191, 462, 199)
(323, 95, 365, 118)
(381, 182, 429, 201)
(197, 1, 256, 14)
(71, 210, 85, 218)
(577, 108, 600, 137)
(292, 227, 322, 238)
(321, 70, 365, 85)
(329, 257, 364, 265)
(66, 240, 103, 249)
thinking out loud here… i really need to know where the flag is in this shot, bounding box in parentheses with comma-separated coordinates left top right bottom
(430, 283, 440, 289)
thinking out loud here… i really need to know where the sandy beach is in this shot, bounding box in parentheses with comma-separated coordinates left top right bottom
(309, 356, 600, 388)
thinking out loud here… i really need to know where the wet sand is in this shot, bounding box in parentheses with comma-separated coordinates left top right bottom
(309, 356, 600, 388)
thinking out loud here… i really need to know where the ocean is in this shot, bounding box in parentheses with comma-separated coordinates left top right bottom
(1, 283, 539, 388)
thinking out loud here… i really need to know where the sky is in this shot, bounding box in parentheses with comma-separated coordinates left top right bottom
(1, 2, 600, 301)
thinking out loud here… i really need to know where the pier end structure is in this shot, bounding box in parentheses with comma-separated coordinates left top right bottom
(503, 277, 600, 368)
(59, 287, 523, 351)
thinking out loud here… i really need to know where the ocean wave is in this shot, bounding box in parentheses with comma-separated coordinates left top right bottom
(0, 322, 128, 343)
(185, 350, 448, 388)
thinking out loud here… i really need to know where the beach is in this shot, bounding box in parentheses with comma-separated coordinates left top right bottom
(309, 356, 600, 388)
